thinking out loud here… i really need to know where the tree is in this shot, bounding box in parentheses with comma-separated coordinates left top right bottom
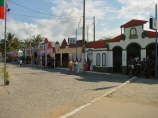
(31, 34, 43, 65)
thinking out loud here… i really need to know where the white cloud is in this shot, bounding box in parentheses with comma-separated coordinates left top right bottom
(1, 0, 157, 44)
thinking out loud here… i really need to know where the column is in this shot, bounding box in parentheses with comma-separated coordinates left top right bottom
(122, 50, 127, 74)
(141, 49, 146, 61)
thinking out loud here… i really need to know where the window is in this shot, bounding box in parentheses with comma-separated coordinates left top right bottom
(96, 53, 100, 66)
(129, 28, 138, 39)
(102, 53, 106, 66)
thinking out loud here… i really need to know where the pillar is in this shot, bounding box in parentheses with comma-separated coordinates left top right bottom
(122, 50, 127, 74)
(141, 49, 146, 61)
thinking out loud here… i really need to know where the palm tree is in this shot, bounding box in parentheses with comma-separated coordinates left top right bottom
(12, 38, 23, 60)
(6, 32, 15, 52)
(32, 34, 43, 65)
(24, 38, 32, 64)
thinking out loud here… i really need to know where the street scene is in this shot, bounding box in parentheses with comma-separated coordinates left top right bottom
(0, 64, 158, 118)
(0, 63, 128, 118)
(0, 0, 158, 118)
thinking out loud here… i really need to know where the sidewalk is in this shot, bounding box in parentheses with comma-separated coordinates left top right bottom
(61, 78, 158, 118)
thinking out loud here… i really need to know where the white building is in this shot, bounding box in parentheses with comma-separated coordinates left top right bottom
(85, 19, 157, 74)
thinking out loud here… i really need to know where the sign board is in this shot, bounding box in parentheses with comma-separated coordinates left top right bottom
(149, 18, 158, 30)
(68, 38, 77, 44)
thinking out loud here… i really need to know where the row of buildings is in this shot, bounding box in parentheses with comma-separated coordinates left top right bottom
(8, 19, 157, 75)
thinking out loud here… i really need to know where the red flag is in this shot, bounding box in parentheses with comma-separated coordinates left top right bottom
(0, 0, 4, 19)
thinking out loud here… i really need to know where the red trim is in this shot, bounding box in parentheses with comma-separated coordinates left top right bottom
(108, 35, 122, 43)
(121, 19, 147, 28)
(86, 41, 106, 48)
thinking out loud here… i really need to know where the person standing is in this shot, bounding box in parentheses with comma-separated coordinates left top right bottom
(141, 58, 146, 78)
(68, 59, 73, 74)
(128, 57, 134, 78)
(83, 59, 87, 74)
(146, 56, 152, 78)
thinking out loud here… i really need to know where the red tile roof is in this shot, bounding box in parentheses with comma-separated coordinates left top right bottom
(145, 30, 156, 38)
(86, 41, 106, 48)
(47, 42, 53, 49)
(107, 35, 122, 43)
(60, 38, 68, 49)
(120, 19, 148, 28)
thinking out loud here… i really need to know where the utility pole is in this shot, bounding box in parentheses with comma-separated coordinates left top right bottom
(93, 16, 95, 41)
(82, 0, 85, 54)
(87, 25, 89, 42)
(76, 29, 77, 61)
(155, 4, 158, 79)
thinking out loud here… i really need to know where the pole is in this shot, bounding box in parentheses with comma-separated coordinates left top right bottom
(155, 4, 158, 79)
(93, 16, 95, 41)
(82, 0, 85, 53)
(44, 38, 46, 68)
(82, 0, 85, 71)
(87, 25, 89, 42)
(76, 29, 77, 61)
(4, 0, 8, 85)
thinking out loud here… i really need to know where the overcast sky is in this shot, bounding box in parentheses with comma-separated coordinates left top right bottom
(0, 0, 157, 43)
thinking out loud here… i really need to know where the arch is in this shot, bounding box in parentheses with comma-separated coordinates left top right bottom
(145, 42, 156, 49)
(127, 43, 141, 60)
(146, 43, 155, 61)
(112, 46, 123, 50)
(113, 46, 122, 73)
(126, 42, 142, 49)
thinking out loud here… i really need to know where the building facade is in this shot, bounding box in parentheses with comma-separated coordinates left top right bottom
(85, 19, 157, 74)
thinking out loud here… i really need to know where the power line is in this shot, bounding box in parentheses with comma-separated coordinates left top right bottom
(8, 13, 81, 20)
(8, 0, 81, 19)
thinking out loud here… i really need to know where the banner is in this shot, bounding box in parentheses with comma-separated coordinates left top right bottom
(0, 0, 4, 19)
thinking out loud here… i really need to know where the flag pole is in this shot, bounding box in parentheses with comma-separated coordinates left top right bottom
(4, 0, 8, 85)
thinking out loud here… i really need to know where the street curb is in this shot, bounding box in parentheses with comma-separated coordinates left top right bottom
(60, 76, 137, 118)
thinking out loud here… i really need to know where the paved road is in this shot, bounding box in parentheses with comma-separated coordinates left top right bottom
(0, 64, 128, 118)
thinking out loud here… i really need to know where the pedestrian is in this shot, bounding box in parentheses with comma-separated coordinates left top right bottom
(141, 58, 146, 78)
(74, 61, 79, 75)
(135, 58, 141, 77)
(19, 59, 22, 67)
(146, 56, 152, 78)
(83, 59, 87, 74)
(68, 59, 73, 74)
(128, 57, 134, 78)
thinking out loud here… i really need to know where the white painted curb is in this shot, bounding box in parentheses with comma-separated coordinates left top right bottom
(60, 76, 137, 118)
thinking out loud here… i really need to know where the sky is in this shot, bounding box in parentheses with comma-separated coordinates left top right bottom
(0, 0, 157, 44)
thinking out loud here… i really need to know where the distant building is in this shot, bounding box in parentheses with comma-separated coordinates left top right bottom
(55, 38, 84, 69)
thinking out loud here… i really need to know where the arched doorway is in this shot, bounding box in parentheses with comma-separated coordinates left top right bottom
(113, 46, 122, 73)
(146, 43, 156, 78)
(146, 43, 155, 61)
(127, 43, 141, 61)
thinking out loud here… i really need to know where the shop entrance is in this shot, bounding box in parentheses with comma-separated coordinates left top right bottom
(113, 47, 122, 73)
(55, 54, 61, 67)
(62, 53, 69, 67)
(127, 43, 141, 61)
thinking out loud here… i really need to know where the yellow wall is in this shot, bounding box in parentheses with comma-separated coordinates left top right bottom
(55, 44, 83, 69)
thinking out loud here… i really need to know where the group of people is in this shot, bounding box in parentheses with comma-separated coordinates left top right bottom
(68, 59, 88, 75)
(128, 56, 155, 78)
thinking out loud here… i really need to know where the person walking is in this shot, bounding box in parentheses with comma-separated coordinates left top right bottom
(68, 59, 73, 74)
(74, 61, 79, 75)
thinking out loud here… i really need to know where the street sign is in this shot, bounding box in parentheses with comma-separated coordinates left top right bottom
(149, 18, 158, 30)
